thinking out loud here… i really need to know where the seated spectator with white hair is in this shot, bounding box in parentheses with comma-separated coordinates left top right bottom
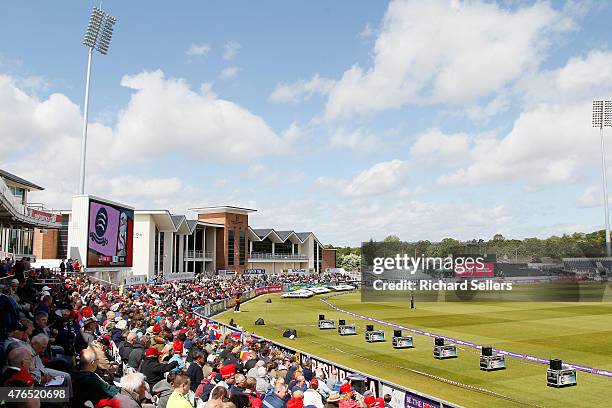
(73, 347, 119, 407)
(29, 333, 72, 394)
(113, 371, 147, 408)
(0, 346, 34, 386)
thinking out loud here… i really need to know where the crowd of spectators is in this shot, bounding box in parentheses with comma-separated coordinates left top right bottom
(0, 260, 376, 408)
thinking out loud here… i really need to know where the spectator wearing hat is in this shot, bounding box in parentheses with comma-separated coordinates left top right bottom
(141, 347, 179, 391)
(75, 316, 98, 353)
(304, 379, 324, 408)
(73, 347, 119, 408)
(168, 340, 186, 372)
(324, 392, 342, 408)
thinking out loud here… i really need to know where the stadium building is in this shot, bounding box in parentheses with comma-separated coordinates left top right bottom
(38, 204, 336, 281)
(0, 169, 63, 260)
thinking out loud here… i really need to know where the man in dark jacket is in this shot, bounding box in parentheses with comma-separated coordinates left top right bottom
(128, 339, 146, 369)
(120, 332, 137, 363)
(152, 371, 177, 408)
(73, 348, 119, 407)
(140, 348, 178, 390)
(186, 352, 205, 392)
(262, 384, 287, 408)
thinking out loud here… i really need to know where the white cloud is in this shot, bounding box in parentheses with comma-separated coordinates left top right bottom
(223, 41, 241, 60)
(410, 128, 471, 165)
(324, 0, 573, 120)
(220, 66, 240, 79)
(0, 69, 293, 211)
(113, 70, 289, 161)
(329, 128, 385, 153)
(436, 103, 593, 189)
(358, 22, 375, 40)
(343, 159, 410, 196)
(186, 43, 211, 57)
(454, 93, 511, 122)
(577, 184, 612, 209)
(269, 74, 334, 104)
(519, 50, 612, 106)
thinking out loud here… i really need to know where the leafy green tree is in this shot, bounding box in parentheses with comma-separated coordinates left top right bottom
(338, 253, 360, 271)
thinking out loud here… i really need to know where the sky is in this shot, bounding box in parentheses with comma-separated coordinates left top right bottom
(1, 0, 612, 246)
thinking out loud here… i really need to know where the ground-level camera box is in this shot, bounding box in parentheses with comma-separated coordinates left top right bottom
(68, 195, 134, 272)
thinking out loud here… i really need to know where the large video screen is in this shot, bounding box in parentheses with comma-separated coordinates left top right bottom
(87, 198, 134, 268)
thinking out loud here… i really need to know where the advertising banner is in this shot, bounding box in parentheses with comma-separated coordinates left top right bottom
(404, 393, 442, 408)
(30, 209, 62, 224)
(164, 272, 195, 282)
(245, 269, 266, 275)
(125, 275, 148, 286)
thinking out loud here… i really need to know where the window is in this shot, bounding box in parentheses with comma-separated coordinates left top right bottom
(252, 238, 273, 254)
(239, 230, 246, 265)
(9, 186, 25, 204)
(228, 230, 235, 266)
(159, 232, 165, 273)
(275, 241, 292, 254)
(154, 227, 160, 274)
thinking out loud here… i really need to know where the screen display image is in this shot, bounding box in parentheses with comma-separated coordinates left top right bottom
(87, 198, 134, 268)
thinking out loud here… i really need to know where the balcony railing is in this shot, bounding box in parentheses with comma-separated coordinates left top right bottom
(0, 177, 61, 227)
(248, 252, 308, 261)
(184, 250, 213, 259)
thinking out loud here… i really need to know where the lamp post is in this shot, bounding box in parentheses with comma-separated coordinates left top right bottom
(78, 7, 117, 194)
(592, 100, 612, 257)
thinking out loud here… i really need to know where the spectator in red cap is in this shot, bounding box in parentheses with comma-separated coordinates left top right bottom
(339, 382, 352, 395)
(168, 340, 186, 372)
(219, 364, 236, 380)
(304, 378, 324, 408)
(141, 347, 179, 390)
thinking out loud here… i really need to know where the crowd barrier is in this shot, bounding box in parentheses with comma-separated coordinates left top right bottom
(194, 287, 461, 408)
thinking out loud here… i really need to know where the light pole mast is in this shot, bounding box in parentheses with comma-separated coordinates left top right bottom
(78, 7, 117, 194)
(592, 100, 612, 257)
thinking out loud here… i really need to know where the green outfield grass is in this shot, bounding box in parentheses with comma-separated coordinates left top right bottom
(215, 292, 612, 408)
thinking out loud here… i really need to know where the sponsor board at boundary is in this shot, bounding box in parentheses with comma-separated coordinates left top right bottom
(164, 272, 195, 281)
(194, 288, 461, 408)
(125, 275, 148, 286)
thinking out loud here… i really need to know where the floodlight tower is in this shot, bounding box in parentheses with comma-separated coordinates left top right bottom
(592, 100, 612, 257)
(78, 7, 117, 194)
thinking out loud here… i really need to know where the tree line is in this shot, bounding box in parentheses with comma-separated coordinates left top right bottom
(331, 230, 610, 272)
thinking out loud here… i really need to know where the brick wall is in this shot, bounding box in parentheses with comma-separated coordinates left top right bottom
(198, 212, 250, 274)
(33, 228, 58, 259)
(322, 248, 336, 271)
